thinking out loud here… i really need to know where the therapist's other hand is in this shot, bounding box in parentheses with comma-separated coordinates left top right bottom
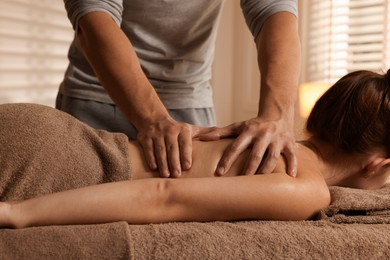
(196, 117, 297, 177)
(137, 117, 204, 178)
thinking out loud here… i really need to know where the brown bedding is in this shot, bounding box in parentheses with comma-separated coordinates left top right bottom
(1, 220, 389, 259)
(1, 186, 389, 259)
(319, 185, 390, 224)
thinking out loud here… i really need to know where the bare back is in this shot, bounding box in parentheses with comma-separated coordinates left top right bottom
(129, 139, 298, 180)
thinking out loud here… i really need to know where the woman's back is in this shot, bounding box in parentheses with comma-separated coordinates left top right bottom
(129, 138, 323, 184)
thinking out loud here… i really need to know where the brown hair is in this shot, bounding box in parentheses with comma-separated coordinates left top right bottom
(306, 70, 390, 155)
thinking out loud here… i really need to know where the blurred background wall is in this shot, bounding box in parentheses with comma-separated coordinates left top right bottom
(1, 0, 390, 138)
(0, 0, 73, 105)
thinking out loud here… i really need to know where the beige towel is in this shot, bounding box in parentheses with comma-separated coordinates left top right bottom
(0, 222, 132, 259)
(2, 220, 389, 259)
(0, 103, 131, 201)
(126, 221, 390, 259)
(319, 185, 390, 224)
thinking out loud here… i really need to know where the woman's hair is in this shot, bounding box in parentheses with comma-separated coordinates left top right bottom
(306, 69, 390, 155)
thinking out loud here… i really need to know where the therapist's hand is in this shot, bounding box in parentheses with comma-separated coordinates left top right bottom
(197, 116, 297, 177)
(137, 117, 204, 178)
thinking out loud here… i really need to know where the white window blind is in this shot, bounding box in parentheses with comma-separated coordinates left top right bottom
(306, 0, 390, 83)
(0, 0, 73, 106)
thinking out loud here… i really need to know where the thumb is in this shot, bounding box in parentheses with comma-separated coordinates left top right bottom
(192, 126, 219, 140)
(196, 126, 237, 141)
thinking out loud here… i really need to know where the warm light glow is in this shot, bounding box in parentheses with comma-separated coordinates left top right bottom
(299, 82, 332, 118)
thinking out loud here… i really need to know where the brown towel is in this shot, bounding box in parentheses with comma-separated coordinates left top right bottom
(0, 103, 131, 201)
(2, 221, 389, 259)
(127, 221, 390, 259)
(0, 222, 132, 259)
(0, 103, 134, 259)
(318, 185, 390, 224)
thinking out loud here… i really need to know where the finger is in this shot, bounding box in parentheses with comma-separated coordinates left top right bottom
(242, 141, 268, 175)
(196, 123, 241, 141)
(154, 138, 170, 178)
(165, 134, 181, 178)
(179, 129, 192, 170)
(138, 137, 157, 170)
(283, 143, 298, 177)
(216, 135, 252, 176)
(257, 143, 280, 174)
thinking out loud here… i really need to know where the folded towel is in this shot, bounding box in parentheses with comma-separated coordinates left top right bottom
(0, 222, 132, 259)
(318, 185, 390, 224)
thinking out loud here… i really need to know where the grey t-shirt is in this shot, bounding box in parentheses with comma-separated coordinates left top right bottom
(60, 0, 297, 109)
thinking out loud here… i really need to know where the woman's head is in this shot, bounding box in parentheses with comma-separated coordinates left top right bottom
(306, 69, 390, 156)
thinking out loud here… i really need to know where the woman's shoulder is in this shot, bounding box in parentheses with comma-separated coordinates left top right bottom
(293, 142, 326, 182)
(274, 141, 329, 192)
(272, 141, 322, 175)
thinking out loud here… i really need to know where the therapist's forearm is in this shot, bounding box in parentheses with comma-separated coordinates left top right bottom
(77, 12, 169, 129)
(256, 12, 301, 123)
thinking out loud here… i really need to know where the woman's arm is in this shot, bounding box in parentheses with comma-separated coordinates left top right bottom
(4, 171, 330, 228)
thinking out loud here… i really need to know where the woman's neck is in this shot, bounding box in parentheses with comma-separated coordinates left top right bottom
(300, 137, 367, 187)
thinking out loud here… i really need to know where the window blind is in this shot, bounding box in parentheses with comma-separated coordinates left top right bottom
(0, 0, 73, 106)
(306, 0, 389, 83)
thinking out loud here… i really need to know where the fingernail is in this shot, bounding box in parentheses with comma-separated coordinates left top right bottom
(291, 169, 297, 177)
(162, 171, 170, 178)
(216, 166, 225, 176)
(183, 161, 191, 170)
(174, 170, 181, 177)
